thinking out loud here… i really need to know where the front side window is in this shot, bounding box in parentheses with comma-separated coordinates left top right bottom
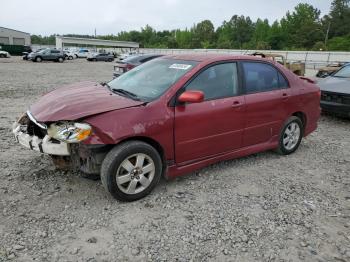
(243, 62, 280, 93)
(185, 63, 239, 100)
(108, 58, 198, 101)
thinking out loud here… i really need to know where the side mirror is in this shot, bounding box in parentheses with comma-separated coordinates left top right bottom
(178, 90, 204, 104)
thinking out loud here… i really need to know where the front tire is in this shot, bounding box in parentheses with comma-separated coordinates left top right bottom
(35, 56, 42, 62)
(276, 116, 303, 155)
(58, 57, 64, 63)
(101, 141, 162, 202)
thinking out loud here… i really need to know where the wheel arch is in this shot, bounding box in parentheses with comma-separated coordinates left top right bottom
(291, 111, 307, 132)
(117, 136, 167, 176)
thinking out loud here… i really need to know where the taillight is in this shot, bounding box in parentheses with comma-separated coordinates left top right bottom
(126, 64, 135, 71)
(317, 89, 321, 98)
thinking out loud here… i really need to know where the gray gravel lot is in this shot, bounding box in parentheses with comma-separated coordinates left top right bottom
(0, 57, 349, 262)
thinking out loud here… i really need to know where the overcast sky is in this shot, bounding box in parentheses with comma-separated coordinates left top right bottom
(1, 0, 332, 36)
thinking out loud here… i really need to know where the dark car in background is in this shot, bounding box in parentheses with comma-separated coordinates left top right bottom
(87, 53, 114, 62)
(319, 63, 350, 117)
(113, 54, 163, 78)
(28, 48, 65, 62)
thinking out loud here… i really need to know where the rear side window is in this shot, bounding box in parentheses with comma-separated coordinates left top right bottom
(186, 63, 239, 101)
(243, 62, 280, 93)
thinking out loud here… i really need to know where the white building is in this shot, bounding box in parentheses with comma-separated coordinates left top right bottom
(0, 27, 31, 46)
(56, 36, 139, 51)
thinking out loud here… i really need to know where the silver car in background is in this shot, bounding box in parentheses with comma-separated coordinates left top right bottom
(318, 64, 350, 117)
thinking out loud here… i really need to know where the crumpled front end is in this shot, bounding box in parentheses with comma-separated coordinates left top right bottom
(12, 111, 70, 156)
(12, 111, 110, 174)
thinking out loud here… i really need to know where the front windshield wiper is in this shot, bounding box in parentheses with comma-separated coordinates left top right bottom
(112, 88, 141, 101)
(100, 82, 111, 89)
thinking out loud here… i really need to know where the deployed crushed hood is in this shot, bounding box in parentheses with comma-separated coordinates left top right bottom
(30, 81, 144, 122)
(318, 77, 350, 94)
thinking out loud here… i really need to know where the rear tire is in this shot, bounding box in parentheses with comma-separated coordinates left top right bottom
(276, 116, 303, 155)
(0, 54, 5, 58)
(58, 57, 64, 63)
(101, 141, 162, 202)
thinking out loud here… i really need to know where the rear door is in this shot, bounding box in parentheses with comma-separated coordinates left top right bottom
(99, 54, 107, 61)
(241, 61, 288, 147)
(174, 62, 245, 164)
(51, 50, 60, 60)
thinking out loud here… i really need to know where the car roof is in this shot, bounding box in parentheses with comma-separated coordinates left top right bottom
(162, 53, 268, 63)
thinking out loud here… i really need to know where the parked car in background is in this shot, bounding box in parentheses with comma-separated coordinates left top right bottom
(63, 50, 76, 60)
(113, 54, 163, 78)
(77, 49, 91, 58)
(0, 50, 11, 58)
(64, 49, 79, 59)
(28, 48, 65, 62)
(23, 48, 46, 60)
(318, 63, 350, 117)
(12, 54, 321, 201)
(316, 62, 348, 78)
(119, 51, 139, 61)
(87, 53, 114, 62)
(251, 52, 305, 76)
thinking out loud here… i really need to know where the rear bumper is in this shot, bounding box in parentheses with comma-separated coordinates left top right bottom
(321, 101, 350, 117)
(12, 122, 70, 156)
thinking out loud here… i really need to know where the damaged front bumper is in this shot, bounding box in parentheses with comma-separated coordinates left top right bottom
(12, 122, 70, 156)
(12, 112, 109, 174)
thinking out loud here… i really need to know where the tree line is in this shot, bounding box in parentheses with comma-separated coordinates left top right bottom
(31, 0, 350, 51)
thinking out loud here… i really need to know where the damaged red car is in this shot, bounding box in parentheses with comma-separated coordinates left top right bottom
(13, 54, 321, 201)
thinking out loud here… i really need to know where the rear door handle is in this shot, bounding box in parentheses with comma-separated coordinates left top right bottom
(232, 101, 242, 108)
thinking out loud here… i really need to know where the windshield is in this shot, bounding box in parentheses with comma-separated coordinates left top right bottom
(333, 65, 350, 78)
(38, 49, 49, 54)
(108, 58, 198, 101)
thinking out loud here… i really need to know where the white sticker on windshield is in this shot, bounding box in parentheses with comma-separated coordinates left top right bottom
(169, 64, 192, 70)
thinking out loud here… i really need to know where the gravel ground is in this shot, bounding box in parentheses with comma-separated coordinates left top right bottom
(0, 57, 349, 262)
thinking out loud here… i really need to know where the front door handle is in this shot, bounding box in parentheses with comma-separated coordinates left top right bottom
(282, 93, 289, 100)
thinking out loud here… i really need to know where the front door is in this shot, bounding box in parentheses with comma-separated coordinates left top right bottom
(174, 62, 245, 164)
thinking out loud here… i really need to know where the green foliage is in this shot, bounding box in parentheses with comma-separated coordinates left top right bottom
(31, 0, 350, 51)
(328, 35, 350, 50)
(312, 41, 327, 51)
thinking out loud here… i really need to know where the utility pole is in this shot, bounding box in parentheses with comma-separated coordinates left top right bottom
(325, 22, 330, 48)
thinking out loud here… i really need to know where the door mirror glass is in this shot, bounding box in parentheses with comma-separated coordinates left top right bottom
(178, 90, 204, 104)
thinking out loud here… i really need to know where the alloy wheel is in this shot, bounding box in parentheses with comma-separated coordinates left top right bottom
(116, 153, 155, 195)
(283, 122, 301, 151)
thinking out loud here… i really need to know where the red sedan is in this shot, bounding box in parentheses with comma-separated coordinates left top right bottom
(13, 54, 321, 201)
